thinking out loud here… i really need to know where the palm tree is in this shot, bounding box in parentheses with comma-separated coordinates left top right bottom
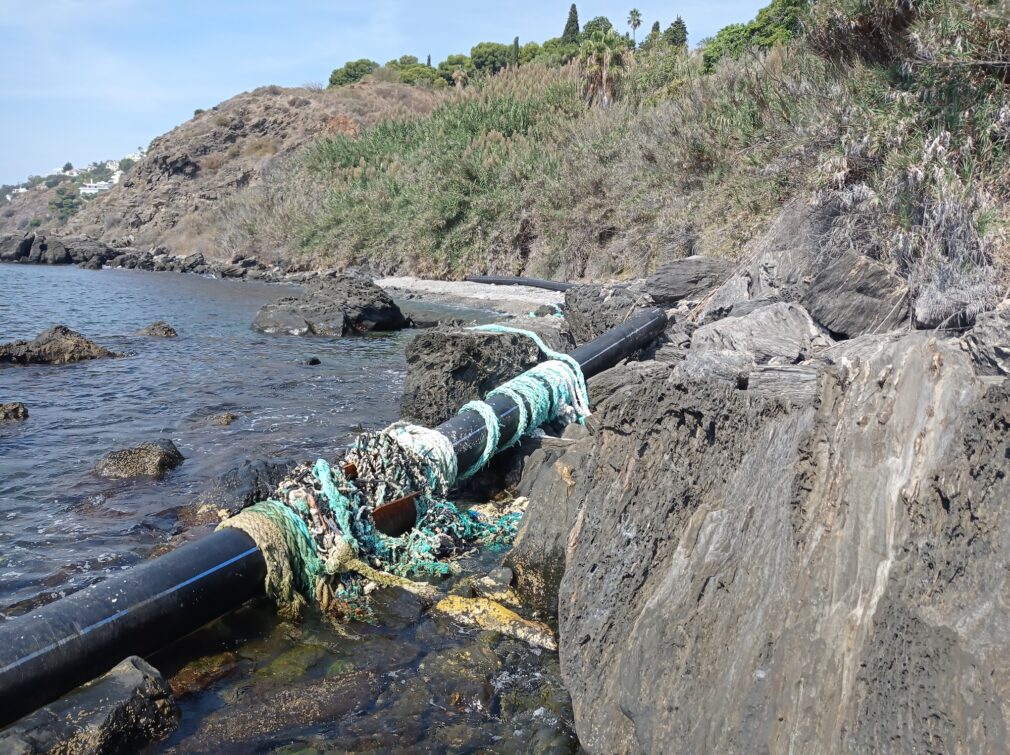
(627, 8, 642, 45)
(579, 30, 628, 108)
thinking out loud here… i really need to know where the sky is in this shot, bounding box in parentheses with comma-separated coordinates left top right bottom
(0, 0, 767, 185)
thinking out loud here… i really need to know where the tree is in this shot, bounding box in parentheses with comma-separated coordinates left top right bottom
(583, 16, 614, 37)
(512, 36, 520, 67)
(118, 158, 136, 173)
(663, 16, 688, 49)
(627, 9, 642, 44)
(426, 54, 432, 67)
(437, 53, 474, 85)
(62, 162, 73, 173)
(471, 42, 511, 73)
(578, 30, 628, 107)
(329, 58, 378, 87)
(563, 4, 580, 43)
(452, 68, 467, 92)
(702, 0, 806, 71)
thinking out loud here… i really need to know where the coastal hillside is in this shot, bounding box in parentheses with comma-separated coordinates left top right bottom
(225, 0, 1010, 330)
(57, 83, 441, 256)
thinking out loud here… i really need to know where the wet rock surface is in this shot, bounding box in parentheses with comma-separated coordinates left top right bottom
(95, 439, 185, 480)
(0, 325, 121, 365)
(252, 276, 408, 336)
(511, 329, 1010, 752)
(0, 402, 28, 422)
(400, 318, 574, 427)
(0, 656, 179, 754)
(138, 321, 178, 338)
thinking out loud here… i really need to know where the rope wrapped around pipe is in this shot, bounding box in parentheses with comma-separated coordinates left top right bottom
(219, 325, 589, 620)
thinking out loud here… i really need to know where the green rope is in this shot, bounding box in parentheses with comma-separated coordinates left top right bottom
(456, 399, 501, 479)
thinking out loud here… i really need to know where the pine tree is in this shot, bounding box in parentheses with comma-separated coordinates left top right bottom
(664, 16, 688, 49)
(563, 4, 580, 43)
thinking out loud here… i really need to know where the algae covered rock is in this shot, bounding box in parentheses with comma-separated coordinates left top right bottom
(0, 325, 121, 365)
(0, 402, 28, 422)
(399, 319, 574, 427)
(137, 321, 178, 338)
(95, 439, 185, 480)
(253, 276, 408, 336)
(563, 283, 654, 345)
(0, 656, 179, 754)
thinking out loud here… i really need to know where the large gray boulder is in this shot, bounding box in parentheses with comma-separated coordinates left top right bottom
(690, 302, 831, 364)
(253, 277, 408, 336)
(400, 320, 574, 427)
(563, 284, 654, 345)
(802, 251, 910, 338)
(196, 457, 296, 516)
(511, 332, 1010, 752)
(634, 255, 733, 306)
(95, 439, 184, 480)
(0, 656, 179, 754)
(0, 325, 121, 365)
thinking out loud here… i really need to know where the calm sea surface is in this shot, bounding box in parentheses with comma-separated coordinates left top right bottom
(0, 265, 576, 752)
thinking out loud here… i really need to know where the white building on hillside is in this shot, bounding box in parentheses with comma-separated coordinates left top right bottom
(80, 181, 113, 196)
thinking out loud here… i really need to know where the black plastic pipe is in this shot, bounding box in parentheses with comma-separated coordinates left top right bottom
(0, 308, 666, 727)
(463, 275, 574, 292)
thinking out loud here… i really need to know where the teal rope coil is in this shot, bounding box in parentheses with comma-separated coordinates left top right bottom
(456, 399, 501, 479)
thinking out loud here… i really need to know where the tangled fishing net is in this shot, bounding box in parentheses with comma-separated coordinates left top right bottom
(220, 325, 589, 622)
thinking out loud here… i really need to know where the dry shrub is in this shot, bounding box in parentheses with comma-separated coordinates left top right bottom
(201, 153, 225, 171)
(324, 115, 358, 137)
(244, 137, 280, 158)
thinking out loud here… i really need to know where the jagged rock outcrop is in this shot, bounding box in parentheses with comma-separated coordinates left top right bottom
(0, 656, 179, 754)
(510, 327, 1010, 753)
(400, 319, 574, 427)
(0, 325, 121, 365)
(802, 250, 910, 337)
(563, 284, 654, 345)
(95, 440, 185, 479)
(633, 255, 733, 306)
(253, 277, 408, 336)
(961, 304, 1010, 376)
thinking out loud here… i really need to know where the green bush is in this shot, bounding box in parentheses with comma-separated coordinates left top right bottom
(703, 0, 807, 71)
(470, 42, 511, 73)
(582, 16, 613, 37)
(329, 59, 378, 87)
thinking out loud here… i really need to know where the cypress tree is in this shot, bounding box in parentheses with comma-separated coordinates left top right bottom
(563, 4, 580, 43)
(651, 20, 660, 34)
(426, 54, 432, 67)
(512, 36, 520, 66)
(664, 16, 689, 49)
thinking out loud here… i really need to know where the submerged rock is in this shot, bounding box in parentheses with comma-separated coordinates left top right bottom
(0, 656, 178, 754)
(400, 319, 574, 427)
(512, 331, 1010, 752)
(196, 457, 295, 515)
(0, 325, 121, 366)
(137, 321, 178, 338)
(95, 439, 185, 480)
(0, 402, 28, 422)
(433, 595, 557, 651)
(253, 276, 408, 336)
